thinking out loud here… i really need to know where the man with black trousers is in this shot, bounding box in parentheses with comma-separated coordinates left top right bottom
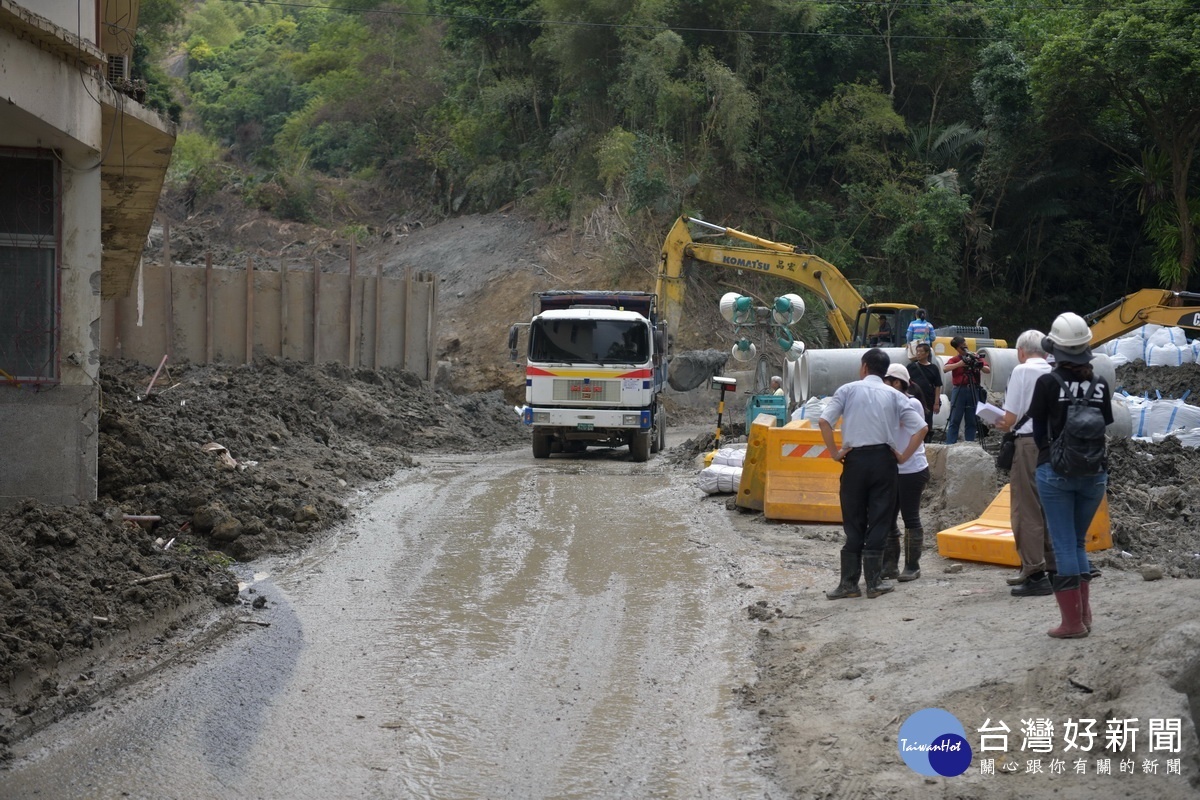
(819, 349, 928, 599)
(906, 342, 942, 442)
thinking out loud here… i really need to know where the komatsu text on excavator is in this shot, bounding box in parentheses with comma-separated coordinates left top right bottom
(654, 216, 1004, 356)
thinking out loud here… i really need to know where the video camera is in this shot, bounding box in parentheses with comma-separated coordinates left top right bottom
(960, 350, 982, 369)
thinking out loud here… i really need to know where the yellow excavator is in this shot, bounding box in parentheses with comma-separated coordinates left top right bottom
(1084, 289, 1200, 345)
(654, 215, 1004, 353)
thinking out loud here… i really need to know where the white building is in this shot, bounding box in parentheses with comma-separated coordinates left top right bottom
(1, 0, 174, 504)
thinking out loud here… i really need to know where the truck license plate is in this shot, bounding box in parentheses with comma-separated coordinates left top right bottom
(577, 423, 594, 431)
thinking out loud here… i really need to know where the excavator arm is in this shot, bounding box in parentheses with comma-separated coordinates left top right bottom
(655, 216, 869, 346)
(1084, 289, 1200, 346)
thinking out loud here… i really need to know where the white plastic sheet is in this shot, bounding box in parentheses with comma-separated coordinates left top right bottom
(697, 463, 742, 494)
(712, 445, 747, 468)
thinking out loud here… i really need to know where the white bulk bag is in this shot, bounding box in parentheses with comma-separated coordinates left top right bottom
(1146, 343, 1193, 366)
(1146, 326, 1189, 348)
(1115, 336, 1147, 363)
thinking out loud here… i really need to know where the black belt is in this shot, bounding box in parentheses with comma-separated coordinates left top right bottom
(1015, 433, 1034, 438)
(851, 443, 891, 451)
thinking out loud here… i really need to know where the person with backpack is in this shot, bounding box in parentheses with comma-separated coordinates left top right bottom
(1028, 312, 1114, 639)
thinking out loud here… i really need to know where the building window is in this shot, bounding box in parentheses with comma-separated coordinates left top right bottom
(0, 151, 59, 384)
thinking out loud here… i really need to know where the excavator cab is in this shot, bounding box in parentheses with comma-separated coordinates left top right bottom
(851, 305, 918, 348)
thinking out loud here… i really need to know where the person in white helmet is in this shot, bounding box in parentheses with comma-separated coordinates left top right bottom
(1028, 312, 1113, 639)
(880, 363, 930, 582)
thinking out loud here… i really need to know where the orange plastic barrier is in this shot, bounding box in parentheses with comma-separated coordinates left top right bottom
(936, 484, 1112, 567)
(735, 414, 775, 512)
(761, 419, 844, 523)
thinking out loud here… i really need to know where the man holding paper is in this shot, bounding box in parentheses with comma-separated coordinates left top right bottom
(994, 330, 1056, 597)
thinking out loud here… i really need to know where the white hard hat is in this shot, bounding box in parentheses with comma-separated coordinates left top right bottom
(1042, 312, 1094, 364)
(1047, 312, 1092, 349)
(885, 364, 910, 386)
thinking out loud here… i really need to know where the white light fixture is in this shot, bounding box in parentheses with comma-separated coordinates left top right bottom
(731, 339, 757, 362)
(784, 341, 806, 362)
(771, 294, 805, 325)
(720, 292, 755, 324)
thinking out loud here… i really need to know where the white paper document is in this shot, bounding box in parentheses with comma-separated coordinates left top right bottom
(975, 401, 1006, 426)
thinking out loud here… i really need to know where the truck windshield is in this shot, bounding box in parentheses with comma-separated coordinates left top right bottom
(529, 319, 650, 364)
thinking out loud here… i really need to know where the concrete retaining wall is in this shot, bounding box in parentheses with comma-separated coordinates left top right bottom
(101, 262, 437, 379)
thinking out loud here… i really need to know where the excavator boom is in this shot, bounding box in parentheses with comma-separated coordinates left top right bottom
(1085, 289, 1200, 346)
(656, 216, 896, 347)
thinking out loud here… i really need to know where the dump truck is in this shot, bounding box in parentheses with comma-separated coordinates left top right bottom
(508, 291, 667, 462)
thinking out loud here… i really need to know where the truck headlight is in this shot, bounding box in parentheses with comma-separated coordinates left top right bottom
(622, 413, 641, 426)
(533, 412, 550, 423)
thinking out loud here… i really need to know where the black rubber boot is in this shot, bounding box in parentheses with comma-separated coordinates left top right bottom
(898, 528, 923, 582)
(881, 530, 901, 580)
(825, 551, 863, 600)
(863, 551, 894, 598)
(1010, 570, 1052, 597)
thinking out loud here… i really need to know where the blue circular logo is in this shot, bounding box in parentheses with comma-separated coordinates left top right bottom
(898, 708, 973, 777)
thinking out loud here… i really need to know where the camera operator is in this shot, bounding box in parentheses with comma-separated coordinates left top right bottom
(943, 336, 990, 444)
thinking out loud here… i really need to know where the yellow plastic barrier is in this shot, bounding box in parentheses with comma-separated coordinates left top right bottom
(735, 414, 776, 512)
(936, 484, 1112, 567)
(761, 419, 844, 523)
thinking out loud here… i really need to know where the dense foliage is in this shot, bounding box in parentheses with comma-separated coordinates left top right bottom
(134, 0, 1200, 340)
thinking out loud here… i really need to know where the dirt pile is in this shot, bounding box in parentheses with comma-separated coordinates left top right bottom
(0, 357, 526, 737)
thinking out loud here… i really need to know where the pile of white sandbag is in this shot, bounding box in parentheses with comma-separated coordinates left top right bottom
(696, 444, 747, 494)
(1095, 324, 1198, 366)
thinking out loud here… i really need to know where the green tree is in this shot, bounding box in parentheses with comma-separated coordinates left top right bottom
(1031, 1, 1200, 289)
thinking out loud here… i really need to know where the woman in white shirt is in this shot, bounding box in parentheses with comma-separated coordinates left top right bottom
(881, 364, 931, 582)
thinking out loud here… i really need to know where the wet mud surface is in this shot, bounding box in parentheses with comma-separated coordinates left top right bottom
(0, 357, 525, 752)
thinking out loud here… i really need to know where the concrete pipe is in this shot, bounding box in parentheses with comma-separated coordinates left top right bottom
(978, 349, 1117, 395)
(798, 347, 910, 400)
(979, 348, 1019, 393)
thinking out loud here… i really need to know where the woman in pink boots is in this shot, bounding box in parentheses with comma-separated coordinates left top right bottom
(1027, 312, 1113, 639)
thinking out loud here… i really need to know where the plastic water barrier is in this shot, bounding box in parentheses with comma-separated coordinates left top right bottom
(734, 417, 845, 522)
(936, 484, 1111, 567)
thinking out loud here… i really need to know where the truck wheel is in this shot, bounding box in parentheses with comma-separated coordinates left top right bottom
(532, 431, 552, 459)
(630, 430, 651, 462)
(655, 408, 667, 452)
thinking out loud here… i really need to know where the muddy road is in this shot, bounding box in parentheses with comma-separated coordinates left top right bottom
(3, 434, 780, 798)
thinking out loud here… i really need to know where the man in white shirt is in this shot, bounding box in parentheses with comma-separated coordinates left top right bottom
(995, 330, 1055, 596)
(819, 349, 927, 599)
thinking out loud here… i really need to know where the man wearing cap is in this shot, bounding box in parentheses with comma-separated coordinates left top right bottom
(1029, 312, 1114, 639)
(819, 349, 927, 599)
(994, 330, 1055, 597)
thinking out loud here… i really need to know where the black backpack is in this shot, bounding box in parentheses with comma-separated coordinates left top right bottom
(1048, 373, 1107, 477)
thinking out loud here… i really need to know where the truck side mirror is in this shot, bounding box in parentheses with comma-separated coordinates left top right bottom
(507, 325, 520, 361)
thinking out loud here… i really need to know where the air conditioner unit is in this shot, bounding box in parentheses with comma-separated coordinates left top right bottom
(107, 55, 128, 83)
